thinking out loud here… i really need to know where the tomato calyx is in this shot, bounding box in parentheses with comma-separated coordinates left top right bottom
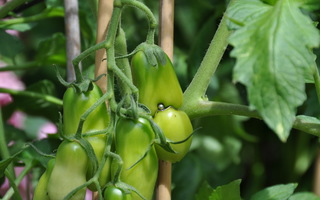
(134, 42, 167, 67)
(54, 65, 106, 93)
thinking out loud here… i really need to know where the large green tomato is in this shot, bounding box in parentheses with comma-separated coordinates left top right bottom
(62, 82, 111, 190)
(114, 117, 158, 200)
(154, 107, 193, 163)
(131, 50, 183, 115)
(104, 185, 132, 200)
(33, 159, 55, 200)
(63, 82, 109, 136)
(47, 141, 88, 200)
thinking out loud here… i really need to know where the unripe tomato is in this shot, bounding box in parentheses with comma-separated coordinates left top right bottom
(63, 82, 110, 136)
(47, 141, 88, 200)
(86, 135, 112, 191)
(114, 117, 158, 200)
(154, 107, 193, 163)
(33, 159, 55, 200)
(104, 185, 132, 200)
(62, 82, 111, 189)
(131, 50, 183, 115)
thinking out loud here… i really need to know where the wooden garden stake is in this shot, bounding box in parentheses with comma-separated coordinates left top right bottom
(156, 0, 175, 200)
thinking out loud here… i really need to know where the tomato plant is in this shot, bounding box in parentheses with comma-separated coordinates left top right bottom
(0, 0, 320, 200)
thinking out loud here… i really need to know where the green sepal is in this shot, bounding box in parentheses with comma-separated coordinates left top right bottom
(143, 116, 177, 154)
(115, 181, 147, 200)
(135, 42, 167, 68)
(76, 138, 99, 178)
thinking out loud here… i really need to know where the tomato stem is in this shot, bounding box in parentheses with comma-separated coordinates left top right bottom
(0, 0, 29, 19)
(313, 65, 320, 104)
(0, 108, 16, 181)
(181, 4, 231, 109)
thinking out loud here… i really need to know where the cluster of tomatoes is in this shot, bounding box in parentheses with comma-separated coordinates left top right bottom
(33, 47, 193, 200)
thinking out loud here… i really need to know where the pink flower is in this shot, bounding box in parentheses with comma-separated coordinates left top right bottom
(0, 167, 32, 199)
(38, 122, 57, 139)
(0, 62, 25, 106)
(7, 111, 26, 129)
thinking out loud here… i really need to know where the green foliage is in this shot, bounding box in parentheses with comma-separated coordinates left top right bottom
(0, 0, 320, 199)
(227, 0, 320, 141)
(251, 183, 297, 200)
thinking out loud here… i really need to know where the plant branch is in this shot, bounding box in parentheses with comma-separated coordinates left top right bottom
(181, 7, 231, 111)
(0, 108, 16, 179)
(0, 62, 40, 72)
(313, 65, 320, 104)
(121, 0, 157, 44)
(184, 99, 320, 138)
(2, 161, 35, 200)
(0, 0, 28, 19)
(0, 7, 64, 28)
(0, 88, 63, 106)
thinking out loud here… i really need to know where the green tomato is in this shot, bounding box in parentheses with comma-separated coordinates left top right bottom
(154, 107, 193, 163)
(63, 82, 109, 136)
(114, 117, 158, 200)
(47, 141, 88, 200)
(104, 185, 132, 200)
(131, 50, 183, 115)
(33, 159, 55, 200)
(62, 82, 111, 189)
(86, 135, 112, 191)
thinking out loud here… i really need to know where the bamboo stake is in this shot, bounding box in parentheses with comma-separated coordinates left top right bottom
(156, 0, 174, 199)
(93, 0, 113, 199)
(94, 0, 114, 92)
(64, 0, 81, 82)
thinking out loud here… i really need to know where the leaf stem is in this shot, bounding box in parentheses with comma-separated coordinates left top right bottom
(313, 65, 320, 104)
(2, 161, 35, 200)
(0, 88, 63, 106)
(0, 0, 28, 19)
(0, 62, 40, 72)
(0, 107, 15, 178)
(0, 7, 64, 27)
(181, 6, 231, 111)
(186, 99, 320, 138)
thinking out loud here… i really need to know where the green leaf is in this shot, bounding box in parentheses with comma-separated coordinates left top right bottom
(289, 192, 320, 200)
(0, 30, 24, 59)
(228, 0, 320, 141)
(250, 183, 298, 200)
(0, 147, 28, 178)
(209, 179, 242, 200)
(35, 33, 66, 65)
(195, 181, 214, 200)
(226, 0, 271, 30)
(172, 155, 203, 200)
(294, 0, 320, 11)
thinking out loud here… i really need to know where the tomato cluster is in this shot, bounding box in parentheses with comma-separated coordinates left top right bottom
(33, 47, 193, 200)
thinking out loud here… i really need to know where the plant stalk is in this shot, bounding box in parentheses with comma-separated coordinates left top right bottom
(0, 88, 63, 106)
(0, 107, 15, 178)
(0, 0, 28, 19)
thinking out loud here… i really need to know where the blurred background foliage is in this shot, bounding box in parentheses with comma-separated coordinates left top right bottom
(0, 0, 320, 199)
